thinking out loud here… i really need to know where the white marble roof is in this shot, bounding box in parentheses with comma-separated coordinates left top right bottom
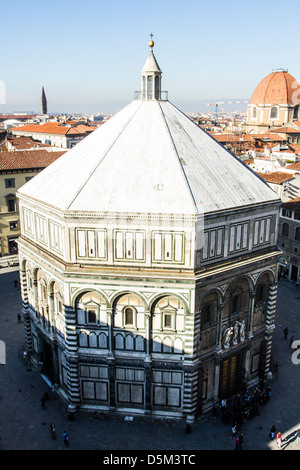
(18, 99, 280, 215)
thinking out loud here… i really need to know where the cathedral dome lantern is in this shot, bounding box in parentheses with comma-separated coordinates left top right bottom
(140, 36, 163, 100)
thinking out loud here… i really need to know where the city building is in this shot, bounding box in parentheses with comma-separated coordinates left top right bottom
(17, 41, 281, 422)
(244, 69, 300, 134)
(9, 122, 97, 149)
(278, 197, 300, 282)
(255, 172, 299, 202)
(0, 149, 65, 255)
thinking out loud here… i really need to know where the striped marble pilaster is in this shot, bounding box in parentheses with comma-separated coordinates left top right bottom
(64, 305, 80, 405)
(19, 269, 33, 355)
(184, 312, 196, 357)
(182, 367, 199, 421)
(182, 311, 198, 420)
(264, 283, 278, 377)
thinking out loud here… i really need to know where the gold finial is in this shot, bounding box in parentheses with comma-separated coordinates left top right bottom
(149, 33, 154, 49)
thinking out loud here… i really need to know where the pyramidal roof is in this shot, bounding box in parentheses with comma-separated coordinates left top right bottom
(18, 44, 280, 216)
(142, 50, 161, 73)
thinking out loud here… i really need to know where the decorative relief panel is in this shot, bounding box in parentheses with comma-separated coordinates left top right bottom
(152, 231, 184, 264)
(76, 228, 107, 260)
(228, 221, 249, 253)
(201, 226, 224, 261)
(114, 229, 145, 262)
(253, 217, 272, 247)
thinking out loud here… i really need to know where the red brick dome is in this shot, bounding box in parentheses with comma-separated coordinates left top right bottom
(250, 69, 300, 105)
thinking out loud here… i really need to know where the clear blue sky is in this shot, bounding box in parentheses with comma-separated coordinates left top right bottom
(2, 0, 300, 114)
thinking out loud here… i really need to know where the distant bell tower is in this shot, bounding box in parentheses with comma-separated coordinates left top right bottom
(41, 87, 47, 115)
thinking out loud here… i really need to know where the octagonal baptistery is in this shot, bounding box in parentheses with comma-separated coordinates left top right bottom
(17, 42, 281, 422)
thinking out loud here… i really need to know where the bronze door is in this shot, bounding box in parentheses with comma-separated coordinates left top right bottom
(220, 352, 243, 398)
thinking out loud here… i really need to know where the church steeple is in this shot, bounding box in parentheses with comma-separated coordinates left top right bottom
(141, 35, 163, 100)
(41, 86, 47, 115)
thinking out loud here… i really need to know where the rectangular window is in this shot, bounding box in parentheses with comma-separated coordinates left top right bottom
(9, 221, 18, 230)
(164, 314, 172, 328)
(5, 178, 15, 188)
(282, 209, 292, 218)
(87, 309, 97, 324)
(8, 199, 16, 212)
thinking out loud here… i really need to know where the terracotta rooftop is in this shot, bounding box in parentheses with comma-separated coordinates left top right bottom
(250, 70, 300, 105)
(211, 133, 254, 142)
(10, 122, 97, 136)
(6, 136, 50, 149)
(270, 127, 300, 134)
(288, 144, 300, 154)
(256, 171, 295, 184)
(252, 132, 286, 141)
(0, 149, 66, 171)
(281, 197, 300, 212)
(286, 161, 300, 170)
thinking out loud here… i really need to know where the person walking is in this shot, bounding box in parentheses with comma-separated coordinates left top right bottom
(50, 422, 56, 440)
(276, 432, 282, 450)
(235, 435, 240, 450)
(238, 433, 244, 449)
(231, 422, 238, 439)
(62, 430, 69, 447)
(269, 425, 276, 440)
(283, 327, 288, 339)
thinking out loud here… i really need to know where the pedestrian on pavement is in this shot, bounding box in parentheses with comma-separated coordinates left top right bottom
(231, 422, 238, 439)
(276, 432, 282, 450)
(62, 430, 69, 446)
(283, 327, 288, 339)
(269, 425, 276, 439)
(17, 313, 22, 324)
(274, 361, 279, 375)
(50, 422, 56, 439)
(235, 435, 240, 450)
